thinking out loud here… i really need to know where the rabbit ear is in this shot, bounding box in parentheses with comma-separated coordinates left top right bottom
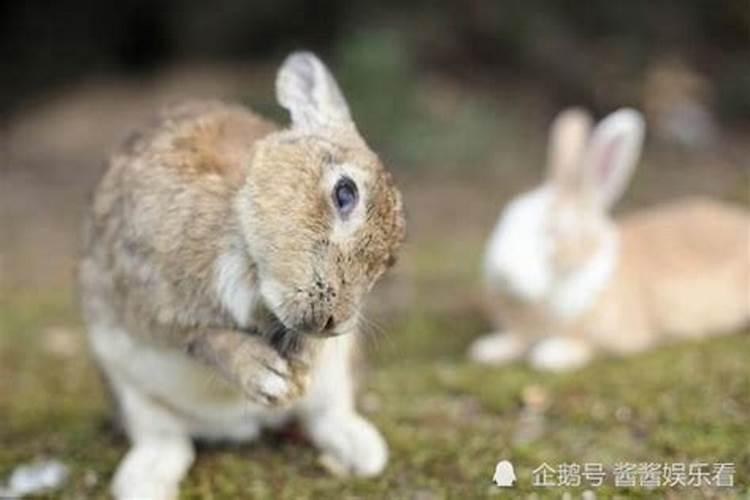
(276, 51, 353, 131)
(547, 108, 592, 189)
(582, 108, 645, 209)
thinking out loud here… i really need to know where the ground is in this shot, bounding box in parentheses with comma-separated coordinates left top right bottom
(1, 293, 748, 499)
(0, 63, 748, 499)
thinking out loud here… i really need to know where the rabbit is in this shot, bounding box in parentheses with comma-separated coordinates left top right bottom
(78, 51, 405, 500)
(468, 107, 749, 372)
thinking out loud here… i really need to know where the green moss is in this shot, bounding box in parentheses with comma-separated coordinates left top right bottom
(0, 294, 748, 499)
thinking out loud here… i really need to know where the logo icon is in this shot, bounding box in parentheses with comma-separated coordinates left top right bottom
(493, 460, 517, 487)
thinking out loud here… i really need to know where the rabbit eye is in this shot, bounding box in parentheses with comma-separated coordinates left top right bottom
(332, 176, 358, 218)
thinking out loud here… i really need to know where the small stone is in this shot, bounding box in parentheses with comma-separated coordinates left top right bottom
(83, 469, 98, 488)
(5, 459, 69, 497)
(42, 327, 81, 358)
(521, 384, 549, 411)
(318, 453, 348, 477)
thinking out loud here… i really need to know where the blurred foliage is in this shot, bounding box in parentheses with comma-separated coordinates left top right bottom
(2, 0, 749, 124)
(335, 29, 502, 169)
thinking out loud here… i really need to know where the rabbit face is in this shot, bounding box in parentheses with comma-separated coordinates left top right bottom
(236, 52, 405, 337)
(484, 185, 611, 306)
(547, 189, 612, 275)
(240, 133, 404, 336)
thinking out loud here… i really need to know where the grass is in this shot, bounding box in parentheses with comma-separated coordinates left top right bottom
(0, 292, 748, 499)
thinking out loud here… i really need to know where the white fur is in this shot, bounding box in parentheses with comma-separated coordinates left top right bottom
(90, 320, 383, 499)
(89, 325, 278, 438)
(468, 331, 526, 364)
(548, 230, 618, 319)
(333, 314, 360, 336)
(484, 186, 554, 302)
(110, 381, 195, 500)
(214, 249, 257, 328)
(529, 336, 594, 372)
(298, 334, 387, 476)
(112, 438, 194, 500)
(258, 278, 286, 320)
(484, 186, 617, 320)
(276, 52, 352, 131)
(305, 411, 387, 477)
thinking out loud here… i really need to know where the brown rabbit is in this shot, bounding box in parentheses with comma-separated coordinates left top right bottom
(469, 108, 749, 372)
(79, 52, 405, 499)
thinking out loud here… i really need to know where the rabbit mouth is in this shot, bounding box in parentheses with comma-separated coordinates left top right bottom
(259, 313, 305, 355)
(258, 279, 343, 338)
(277, 311, 344, 339)
(258, 308, 342, 356)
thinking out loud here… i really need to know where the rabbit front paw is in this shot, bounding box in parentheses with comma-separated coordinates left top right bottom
(529, 336, 593, 372)
(185, 329, 314, 407)
(241, 352, 312, 407)
(112, 439, 194, 500)
(468, 331, 527, 364)
(305, 411, 388, 477)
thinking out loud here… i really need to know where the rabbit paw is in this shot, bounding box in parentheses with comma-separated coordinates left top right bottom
(186, 329, 313, 407)
(305, 411, 388, 477)
(529, 337, 593, 372)
(468, 331, 527, 364)
(241, 353, 311, 407)
(112, 439, 194, 500)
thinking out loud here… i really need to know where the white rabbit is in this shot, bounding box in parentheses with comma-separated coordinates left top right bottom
(79, 52, 405, 499)
(469, 107, 749, 372)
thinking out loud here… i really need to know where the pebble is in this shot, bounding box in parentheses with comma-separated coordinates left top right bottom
(1, 459, 69, 497)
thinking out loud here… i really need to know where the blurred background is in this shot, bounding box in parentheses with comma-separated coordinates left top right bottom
(0, 1, 748, 498)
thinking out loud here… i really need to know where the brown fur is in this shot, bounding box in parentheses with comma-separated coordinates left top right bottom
(82, 102, 263, 335)
(80, 96, 404, 402)
(580, 198, 749, 353)
(241, 130, 404, 332)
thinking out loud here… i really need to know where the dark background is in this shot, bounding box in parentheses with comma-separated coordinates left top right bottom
(3, 1, 749, 122)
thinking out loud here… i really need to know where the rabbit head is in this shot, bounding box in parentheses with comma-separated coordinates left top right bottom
(236, 52, 405, 337)
(484, 108, 645, 316)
